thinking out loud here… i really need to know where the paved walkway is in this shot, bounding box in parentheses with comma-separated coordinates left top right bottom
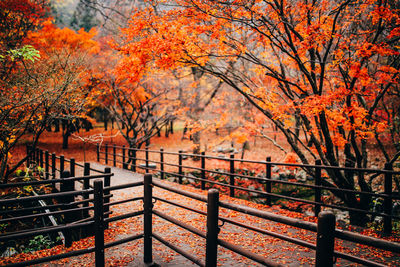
(42, 163, 399, 266)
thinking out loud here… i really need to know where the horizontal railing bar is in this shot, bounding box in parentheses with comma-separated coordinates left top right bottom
(0, 189, 94, 205)
(152, 232, 205, 267)
(105, 181, 144, 191)
(219, 200, 317, 232)
(334, 251, 386, 267)
(0, 174, 113, 189)
(220, 216, 316, 250)
(152, 179, 207, 202)
(334, 228, 400, 253)
(104, 197, 143, 208)
(0, 205, 93, 224)
(104, 233, 144, 249)
(153, 209, 206, 238)
(0, 197, 94, 215)
(70, 211, 112, 225)
(153, 196, 207, 216)
(218, 238, 281, 267)
(104, 210, 144, 223)
(0, 221, 93, 242)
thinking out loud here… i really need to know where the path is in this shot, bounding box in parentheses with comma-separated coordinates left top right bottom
(43, 164, 399, 266)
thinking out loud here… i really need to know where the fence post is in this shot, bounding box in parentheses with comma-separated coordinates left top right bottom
(201, 152, 206, 190)
(130, 149, 137, 172)
(145, 146, 149, 174)
(39, 149, 44, 168)
(104, 167, 111, 229)
(315, 211, 335, 267)
(105, 144, 108, 165)
(96, 143, 100, 162)
(206, 189, 219, 267)
(45, 151, 49, 180)
(314, 159, 322, 216)
(60, 171, 74, 247)
(94, 179, 105, 267)
(384, 162, 393, 235)
(51, 153, 56, 178)
(70, 158, 75, 177)
(229, 154, 235, 198)
(122, 145, 127, 169)
(144, 174, 153, 264)
(83, 163, 90, 218)
(178, 150, 183, 184)
(113, 145, 116, 167)
(265, 157, 272, 206)
(160, 148, 164, 179)
(60, 155, 65, 174)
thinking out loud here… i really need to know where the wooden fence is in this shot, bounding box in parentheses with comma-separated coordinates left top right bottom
(97, 144, 400, 235)
(2, 146, 400, 266)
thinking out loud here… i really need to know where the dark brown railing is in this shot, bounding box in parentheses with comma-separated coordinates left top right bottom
(97, 144, 400, 235)
(144, 174, 399, 267)
(2, 152, 400, 267)
(1, 147, 144, 267)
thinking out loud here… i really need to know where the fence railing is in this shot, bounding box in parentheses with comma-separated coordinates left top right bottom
(2, 168, 399, 266)
(97, 144, 400, 235)
(1, 147, 144, 267)
(145, 174, 400, 267)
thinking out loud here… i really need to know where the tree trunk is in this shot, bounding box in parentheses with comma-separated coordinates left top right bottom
(62, 128, 70, 149)
(54, 120, 60, 132)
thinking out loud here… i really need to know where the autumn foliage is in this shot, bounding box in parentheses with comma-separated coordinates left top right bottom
(113, 0, 400, 225)
(0, 0, 99, 182)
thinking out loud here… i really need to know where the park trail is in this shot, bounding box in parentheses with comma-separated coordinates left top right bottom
(41, 163, 398, 267)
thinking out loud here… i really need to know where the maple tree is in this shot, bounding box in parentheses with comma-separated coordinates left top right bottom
(0, 0, 99, 183)
(89, 45, 177, 152)
(114, 0, 400, 225)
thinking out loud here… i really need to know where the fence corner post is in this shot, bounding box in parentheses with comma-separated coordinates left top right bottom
(206, 188, 219, 267)
(70, 158, 75, 177)
(265, 156, 272, 206)
(96, 143, 100, 162)
(83, 163, 90, 218)
(113, 144, 116, 167)
(94, 179, 105, 267)
(144, 174, 153, 264)
(160, 148, 164, 179)
(315, 211, 335, 267)
(45, 151, 49, 180)
(51, 153, 56, 179)
(384, 162, 393, 235)
(178, 150, 183, 184)
(103, 167, 111, 229)
(201, 151, 206, 190)
(122, 145, 127, 169)
(229, 154, 235, 197)
(145, 146, 149, 174)
(314, 159, 322, 216)
(105, 144, 109, 165)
